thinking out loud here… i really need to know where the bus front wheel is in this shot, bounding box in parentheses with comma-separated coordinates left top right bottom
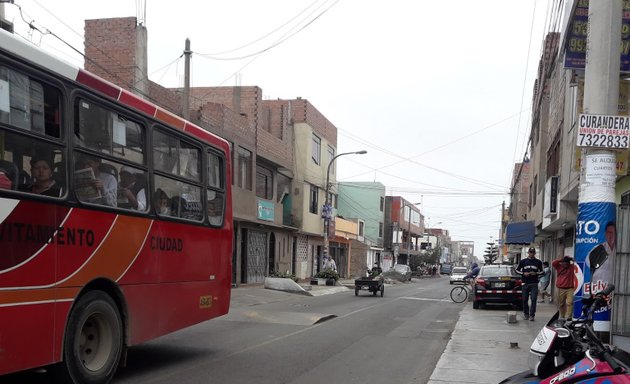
(52, 291, 123, 384)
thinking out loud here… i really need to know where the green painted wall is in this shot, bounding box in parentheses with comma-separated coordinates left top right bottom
(337, 182, 386, 245)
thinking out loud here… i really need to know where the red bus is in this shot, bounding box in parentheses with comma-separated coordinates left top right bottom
(0, 27, 232, 383)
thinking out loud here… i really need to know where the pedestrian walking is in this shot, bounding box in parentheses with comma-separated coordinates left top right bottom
(538, 261, 551, 303)
(552, 255, 575, 322)
(516, 247, 544, 321)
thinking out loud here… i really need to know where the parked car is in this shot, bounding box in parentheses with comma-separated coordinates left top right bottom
(386, 264, 412, 281)
(449, 267, 468, 284)
(472, 264, 522, 310)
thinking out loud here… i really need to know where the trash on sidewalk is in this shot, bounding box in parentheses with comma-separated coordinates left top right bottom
(507, 311, 517, 323)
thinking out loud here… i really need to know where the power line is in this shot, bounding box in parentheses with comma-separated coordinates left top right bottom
(197, 0, 326, 57)
(339, 110, 526, 191)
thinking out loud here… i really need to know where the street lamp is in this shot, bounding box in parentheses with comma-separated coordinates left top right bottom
(322, 150, 367, 271)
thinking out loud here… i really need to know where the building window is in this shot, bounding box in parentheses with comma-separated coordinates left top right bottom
(256, 164, 273, 199)
(327, 145, 335, 173)
(236, 146, 252, 190)
(312, 134, 321, 164)
(358, 220, 365, 237)
(380, 196, 384, 211)
(309, 184, 318, 214)
(379, 222, 383, 237)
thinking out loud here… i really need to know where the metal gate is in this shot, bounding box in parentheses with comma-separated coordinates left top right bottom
(612, 205, 630, 349)
(246, 229, 267, 284)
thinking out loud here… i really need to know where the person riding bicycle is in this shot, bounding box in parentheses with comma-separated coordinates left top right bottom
(464, 262, 480, 288)
(465, 263, 480, 280)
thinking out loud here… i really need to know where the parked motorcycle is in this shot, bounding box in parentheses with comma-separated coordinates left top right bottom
(500, 284, 630, 383)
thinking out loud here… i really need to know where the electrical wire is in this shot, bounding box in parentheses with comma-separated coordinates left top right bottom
(197, 0, 326, 57)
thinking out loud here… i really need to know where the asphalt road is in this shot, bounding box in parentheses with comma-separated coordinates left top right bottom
(1, 277, 463, 384)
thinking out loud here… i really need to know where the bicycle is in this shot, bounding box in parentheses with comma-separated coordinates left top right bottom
(450, 278, 473, 303)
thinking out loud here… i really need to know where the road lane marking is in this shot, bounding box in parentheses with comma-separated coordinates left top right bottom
(401, 296, 452, 302)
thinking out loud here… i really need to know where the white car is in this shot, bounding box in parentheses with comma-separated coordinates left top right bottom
(449, 267, 468, 284)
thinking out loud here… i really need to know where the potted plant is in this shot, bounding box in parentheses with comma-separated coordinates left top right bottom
(314, 268, 339, 286)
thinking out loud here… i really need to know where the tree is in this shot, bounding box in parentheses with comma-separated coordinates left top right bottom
(484, 242, 498, 264)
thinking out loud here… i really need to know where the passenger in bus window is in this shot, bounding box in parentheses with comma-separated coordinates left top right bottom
(75, 156, 117, 206)
(118, 166, 146, 210)
(153, 188, 171, 215)
(170, 196, 184, 218)
(0, 170, 12, 189)
(0, 160, 17, 190)
(20, 156, 63, 197)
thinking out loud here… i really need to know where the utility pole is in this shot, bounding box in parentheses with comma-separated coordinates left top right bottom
(575, 0, 621, 337)
(182, 38, 191, 120)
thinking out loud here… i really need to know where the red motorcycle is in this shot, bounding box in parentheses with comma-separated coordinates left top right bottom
(500, 284, 630, 383)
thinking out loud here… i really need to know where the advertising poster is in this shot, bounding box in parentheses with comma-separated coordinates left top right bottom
(564, 0, 630, 72)
(574, 152, 616, 331)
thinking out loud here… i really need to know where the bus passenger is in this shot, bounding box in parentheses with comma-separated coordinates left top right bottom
(153, 188, 171, 215)
(75, 156, 117, 206)
(0, 170, 12, 189)
(0, 160, 17, 190)
(118, 166, 146, 210)
(21, 156, 63, 197)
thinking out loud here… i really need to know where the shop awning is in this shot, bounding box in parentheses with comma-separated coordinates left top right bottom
(505, 221, 535, 244)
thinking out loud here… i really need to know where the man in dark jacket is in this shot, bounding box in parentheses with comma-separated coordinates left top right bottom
(516, 247, 544, 321)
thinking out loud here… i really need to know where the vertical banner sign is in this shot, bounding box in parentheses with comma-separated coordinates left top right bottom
(575, 152, 616, 331)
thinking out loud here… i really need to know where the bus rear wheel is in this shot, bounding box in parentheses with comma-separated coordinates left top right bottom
(52, 291, 123, 384)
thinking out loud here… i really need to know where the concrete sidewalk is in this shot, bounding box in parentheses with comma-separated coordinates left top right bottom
(427, 300, 557, 383)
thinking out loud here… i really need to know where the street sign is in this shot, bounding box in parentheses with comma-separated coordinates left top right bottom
(577, 113, 630, 149)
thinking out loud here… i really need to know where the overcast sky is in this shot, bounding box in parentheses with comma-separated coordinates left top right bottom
(4, 0, 555, 258)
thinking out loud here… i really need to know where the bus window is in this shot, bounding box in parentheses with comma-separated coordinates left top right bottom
(207, 151, 224, 226)
(154, 174, 202, 221)
(0, 130, 64, 196)
(207, 191, 224, 226)
(74, 99, 145, 165)
(0, 65, 61, 138)
(153, 128, 200, 182)
(207, 151, 223, 189)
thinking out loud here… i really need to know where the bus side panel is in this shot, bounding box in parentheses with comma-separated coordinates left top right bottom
(0, 301, 55, 375)
(122, 279, 231, 346)
(118, 221, 232, 345)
